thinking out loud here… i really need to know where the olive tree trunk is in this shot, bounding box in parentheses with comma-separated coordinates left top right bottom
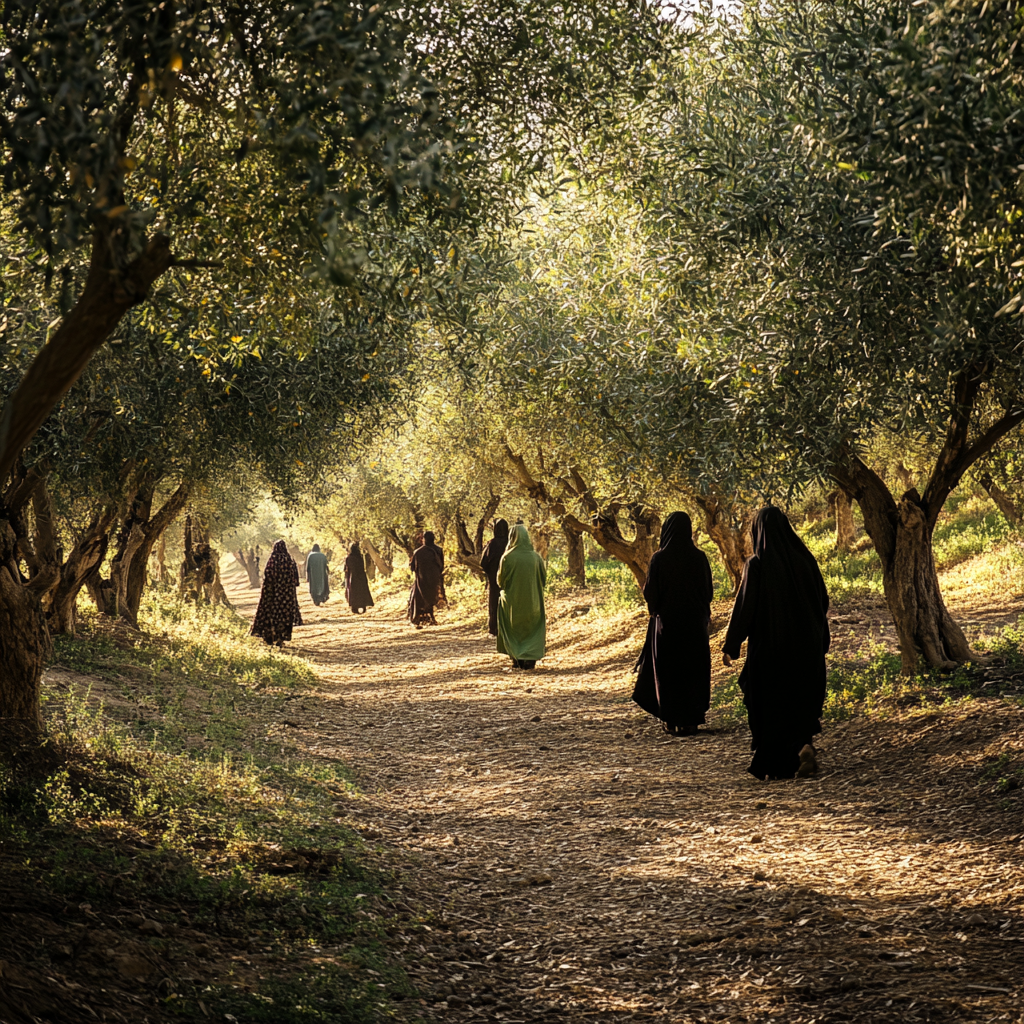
(692, 494, 752, 594)
(562, 522, 586, 587)
(0, 522, 52, 744)
(232, 548, 262, 587)
(827, 487, 858, 551)
(833, 376, 1024, 672)
(503, 446, 659, 589)
(980, 473, 1022, 527)
(48, 513, 115, 635)
(359, 536, 392, 578)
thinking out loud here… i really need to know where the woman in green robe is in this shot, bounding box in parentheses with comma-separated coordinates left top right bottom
(496, 524, 547, 669)
(305, 543, 330, 606)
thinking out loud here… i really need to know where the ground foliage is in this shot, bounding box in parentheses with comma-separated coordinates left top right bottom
(0, 594, 422, 1023)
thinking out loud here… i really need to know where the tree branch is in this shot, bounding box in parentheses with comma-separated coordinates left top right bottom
(923, 405, 1024, 527)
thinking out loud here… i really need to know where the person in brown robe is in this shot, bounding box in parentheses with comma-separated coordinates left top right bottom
(408, 531, 445, 628)
(344, 542, 375, 614)
(250, 539, 302, 646)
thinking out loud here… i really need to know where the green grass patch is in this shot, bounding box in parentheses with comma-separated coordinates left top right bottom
(709, 617, 1024, 730)
(1, 592, 420, 1022)
(932, 492, 1016, 569)
(710, 674, 747, 728)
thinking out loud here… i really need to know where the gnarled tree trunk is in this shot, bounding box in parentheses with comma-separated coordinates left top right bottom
(232, 548, 262, 587)
(830, 363, 1024, 676)
(693, 494, 752, 594)
(48, 510, 116, 635)
(358, 536, 392, 578)
(826, 487, 858, 551)
(0, 521, 52, 744)
(454, 515, 486, 578)
(886, 497, 973, 671)
(980, 473, 1022, 527)
(108, 480, 190, 628)
(562, 521, 586, 587)
(835, 461, 972, 673)
(503, 446, 658, 590)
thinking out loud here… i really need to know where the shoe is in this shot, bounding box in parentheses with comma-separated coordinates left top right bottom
(796, 744, 819, 777)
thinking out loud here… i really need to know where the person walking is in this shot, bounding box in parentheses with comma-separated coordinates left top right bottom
(496, 524, 547, 669)
(408, 531, 445, 627)
(722, 506, 831, 779)
(633, 511, 714, 736)
(344, 542, 375, 614)
(480, 518, 510, 636)
(305, 543, 330, 606)
(251, 539, 303, 646)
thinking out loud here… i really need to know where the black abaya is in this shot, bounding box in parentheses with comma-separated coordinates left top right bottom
(723, 507, 831, 779)
(344, 544, 375, 613)
(480, 519, 510, 636)
(408, 534, 445, 626)
(633, 512, 714, 731)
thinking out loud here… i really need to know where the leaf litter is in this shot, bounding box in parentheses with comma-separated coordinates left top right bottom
(246, 569, 1024, 1024)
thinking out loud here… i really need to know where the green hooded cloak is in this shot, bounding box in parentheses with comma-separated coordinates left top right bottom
(496, 525, 547, 661)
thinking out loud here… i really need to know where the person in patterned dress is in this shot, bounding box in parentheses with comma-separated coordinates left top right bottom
(250, 539, 303, 646)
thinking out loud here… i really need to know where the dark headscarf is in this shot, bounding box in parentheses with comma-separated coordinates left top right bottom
(750, 507, 825, 618)
(481, 519, 510, 575)
(659, 511, 696, 557)
(264, 539, 292, 578)
(349, 542, 360, 557)
(312, 543, 321, 552)
(642, 511, 713, 621)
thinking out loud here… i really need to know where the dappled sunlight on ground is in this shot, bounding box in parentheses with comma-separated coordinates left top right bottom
(224, 561, 1024, 1023)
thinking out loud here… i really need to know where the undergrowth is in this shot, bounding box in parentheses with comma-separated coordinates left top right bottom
(0, 593, 419, 1022)
(709, 616, 1024, 728)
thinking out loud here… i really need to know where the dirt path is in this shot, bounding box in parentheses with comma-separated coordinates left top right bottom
(228, 566, 1024, 1024)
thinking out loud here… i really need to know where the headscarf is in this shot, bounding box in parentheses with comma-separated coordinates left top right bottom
(311, 543, 321, 552)
(751, 507, 820, 573)
(349, 542, 360, 556)
(493, 518, 510, 544)
(748, 506, 828, 641)
(653, 510, 706, 573)
(264, 538, 293, 578)
(503, 523, 534, 557)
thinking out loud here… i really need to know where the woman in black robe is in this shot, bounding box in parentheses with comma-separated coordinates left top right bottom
(408, 531, 445, 628)
(344, 542, 375, 614)
(633, 511, 714, 736)
(722, 506, 831, 780)
(250, 539, 303, 646)
(479, 518, 510, 636)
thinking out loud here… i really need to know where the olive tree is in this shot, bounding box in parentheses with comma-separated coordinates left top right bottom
(633, 0, 1024, 670)
(0, 0, 677, 741)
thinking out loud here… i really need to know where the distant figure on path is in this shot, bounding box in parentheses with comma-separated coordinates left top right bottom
(345, 542, 375, 614)
(633, 511, 714, 736)
(251, 539, 303, 646)
(722, 507, 830, 779)
(305, 543, 330, 606)
(480, 518, 510, 636)
(408, 531, 445, 628)
(497, 524, 547, 669)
